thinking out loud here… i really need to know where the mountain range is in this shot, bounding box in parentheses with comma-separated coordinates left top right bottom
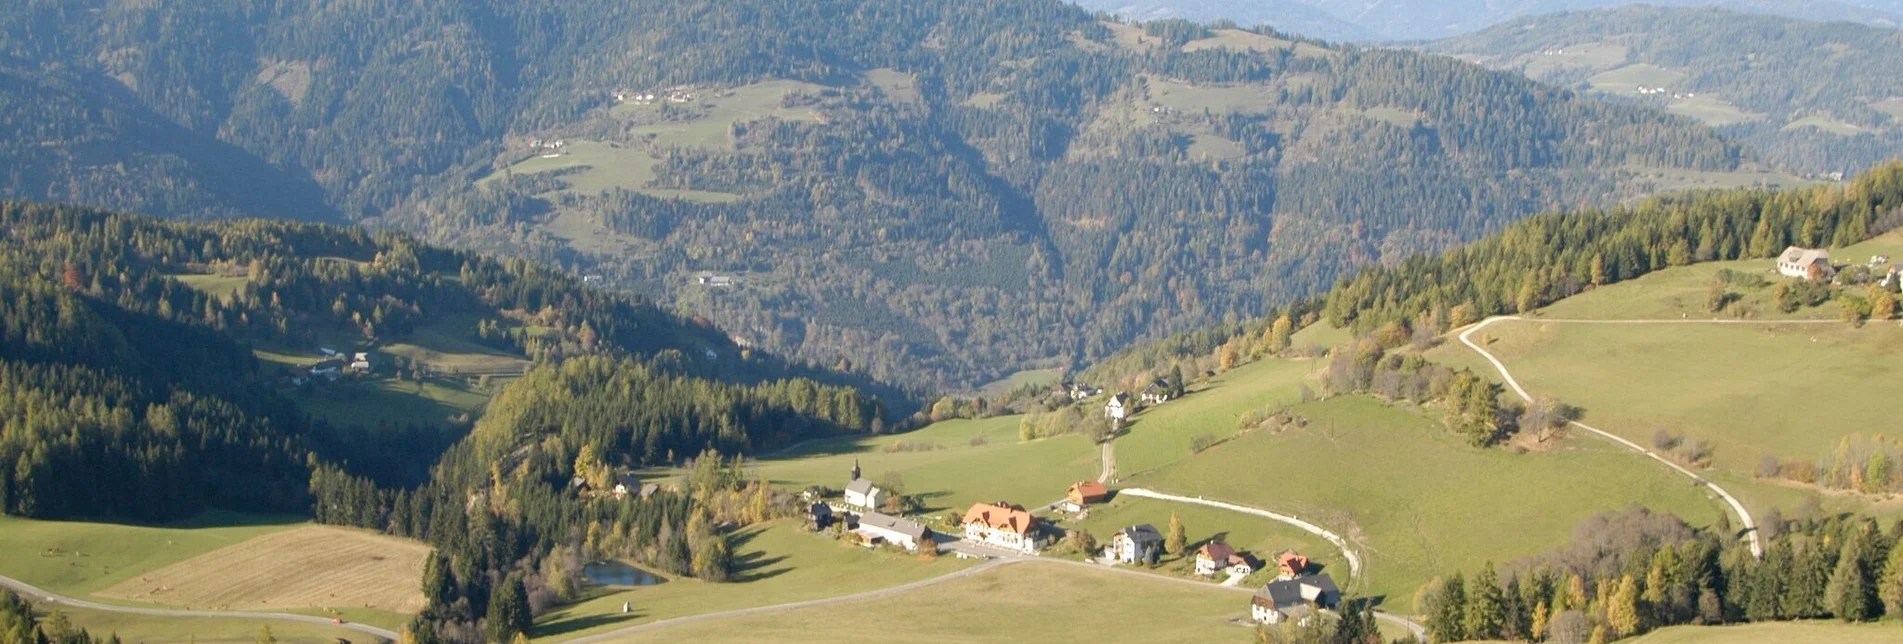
(0, 0, 1801, 390)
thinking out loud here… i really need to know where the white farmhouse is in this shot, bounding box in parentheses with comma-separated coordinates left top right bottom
(854, 511, 930, 552)
(1104, 392, 1131, 421)
(1777, 246, 1835, 281)
(844, 475, 883, 512)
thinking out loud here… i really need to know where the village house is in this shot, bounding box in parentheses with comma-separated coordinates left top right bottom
(1140, 380, 1173, 406)
(1777, 246, 1836, 281)
(1195, 542, 1254, 578)
(612, 472, 659, 500)
(807, 502, 834, 530)
(1108, 524, 1163, 564)
(1276, 551, 1311, 579)
(309, 358, 345, 381)
(1104, 393, 1131, 421)
(962, 502, 1044, 554)
(1251, 574, 1341, 624)
(855, 511, 931, 552)
(347, 352, 372, 373)
(1059, 481, 1109, 513)
(694, 271, 736, 287)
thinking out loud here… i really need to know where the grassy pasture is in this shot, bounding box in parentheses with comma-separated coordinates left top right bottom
(1668, 97, 1765, 127)
(479, 140, 743, 203)
(1872, 98, 1903, 122)
(1588, 63, 1686, 94)
(865, 68, 920, 104)
(296, 375, 490, 428)
(1361, 106, 1422, 128)
(1136, 396, 1722, 610)
(378, 314, 530, 375)
(731, 416, 1099, 515)
(1436, 318, 1903, 484)
(0, 512, 303, 597)
(1182, 28, 1330, 58)
(1782, 115, 1868, 135)
(1514, 41, 1629, 78)
(971, 367, 1063, 399)
(533, 520, 968, 641)
(1147, 77, 1276, 115)
(1523, 259, 1840, 321)
(599, 562, 1254, 644)
(622, 80, 824, 150)
(1115, 357, 1317, 478)
(169, 273, 249, 300)
(99, 525, 430, 614)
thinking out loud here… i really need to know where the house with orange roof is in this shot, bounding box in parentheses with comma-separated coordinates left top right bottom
(1195, 541, 1255, 577)
(1059, 481, 1109, 512)
(1276, 551, 1311, 579)
(962, 502, 1045, 554)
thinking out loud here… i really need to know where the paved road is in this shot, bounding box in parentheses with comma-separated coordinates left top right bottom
(1459, 316, 1764, 558)
(0, 575, 398, 641)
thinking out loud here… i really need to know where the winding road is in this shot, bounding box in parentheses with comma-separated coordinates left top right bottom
(0, 574, 399, 641)
(1459, 316, 1764, 558)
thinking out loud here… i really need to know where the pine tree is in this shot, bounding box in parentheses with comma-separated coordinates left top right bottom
(1879, 530, 1903, 617)
(1428, 574, 1468, 643)
(1825, 532, 1874, 621)
(1165, 512, 1187, 557)
(486, 573, 532, 642)
(1464, 562, 1506, 639)
(256, 625, 277, 644)
(1784, 542, 1831, 618)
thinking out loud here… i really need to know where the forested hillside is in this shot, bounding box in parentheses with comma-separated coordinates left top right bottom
(1430, 6, 1903, 175)
(0, 202, 892, 521)
(0, 0, 1766, 388)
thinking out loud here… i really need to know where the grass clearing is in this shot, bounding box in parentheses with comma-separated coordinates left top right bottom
(1183, 29, 1330, 58)
(1147, 77, 1276, 115)
(1116, 357, 1317, 478)
(1521, 259, 1839, 321)
(1137, 396, 1722, 610)
(99, 525, 429, 613)
(0, 511, 303, 597)
(1782, 115, 1868, 135)
(1872, 98, 1903, 122)
(296, 375, 489, 428)
(169, 273, 249, 300)
(971, 367, 1063, 398)
(600, 562, 1253, 644)
(378, 314, 531, 376)
(1436, 318, 1903, 485)
(1514, 41, 1629, 78)
(734, 416, 1099, 515)
(1624, 166, 1814, 194)
(865, 68, 920, 104)
(533, 520, 969, 641)
(1668, 97, 1766, 127)
(1588, 63, 1686, 95)
(622, 80, 824, 150)
(1362, 106, 1422, 128)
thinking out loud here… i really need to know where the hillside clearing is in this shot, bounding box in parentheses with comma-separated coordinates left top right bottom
(1136, 395, 1722, 610)
(98, 525, 431, 614)
(1625, 620, 1903, 643)
(33, 605, 374, 644)
(1115, 357, 1318, 478)
(1588, 63, 1686, 94)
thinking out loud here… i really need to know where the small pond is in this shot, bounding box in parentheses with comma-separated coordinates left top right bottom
(582, 560, 667, 587)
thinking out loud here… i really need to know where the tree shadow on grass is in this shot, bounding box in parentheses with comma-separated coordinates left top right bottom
(533, 610, 641, 638)
(913, 490, 956, 515)
(727, 529, 792, 583)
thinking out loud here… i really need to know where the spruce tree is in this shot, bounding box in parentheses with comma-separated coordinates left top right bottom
(1825, 533, 1874, 621)
(1428, 574, 1467, 643)
(1464, 563, 1506, 640)
(1879, 530, 1903, 617)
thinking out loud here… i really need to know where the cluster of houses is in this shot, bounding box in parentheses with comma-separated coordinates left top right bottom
(1777, 247, 1903, 287)
(694, 271, 737, 287)
(614, 88, 696, 105)
(810, 460, 935, 552)
(527, 138, 568, 158)
(290, 348, 372, 385)
(569, 471, 660, 500)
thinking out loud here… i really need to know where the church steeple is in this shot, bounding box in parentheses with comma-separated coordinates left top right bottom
(850, 458, 861, 481)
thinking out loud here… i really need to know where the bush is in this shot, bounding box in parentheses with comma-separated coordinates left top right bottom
(1189, 433, 1218, 454)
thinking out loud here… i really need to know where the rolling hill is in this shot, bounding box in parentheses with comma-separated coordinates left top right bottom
(1428, 6, 1903, 176)
(0, 0, 1777, 390)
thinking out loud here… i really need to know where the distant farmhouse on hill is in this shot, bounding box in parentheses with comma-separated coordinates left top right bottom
(1777, 246, 1835, 281)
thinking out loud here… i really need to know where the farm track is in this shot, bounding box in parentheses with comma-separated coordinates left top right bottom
(0, 574, 399, 641)
(1459, 316, 1764, 558)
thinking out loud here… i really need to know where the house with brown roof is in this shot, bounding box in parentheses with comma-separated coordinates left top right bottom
(1276, 551, 1311, 579)
(1059, 481, 1109, 512)
(1778, 246, 1836, 281)
(962, 502, 1044, 554)
(1195, 541, 1254, 577)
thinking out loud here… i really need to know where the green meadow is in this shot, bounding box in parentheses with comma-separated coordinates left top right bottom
(1134, 395, 1722, 611)
(1115, 357, 1318, 478)
(0, 511, 302, 597)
